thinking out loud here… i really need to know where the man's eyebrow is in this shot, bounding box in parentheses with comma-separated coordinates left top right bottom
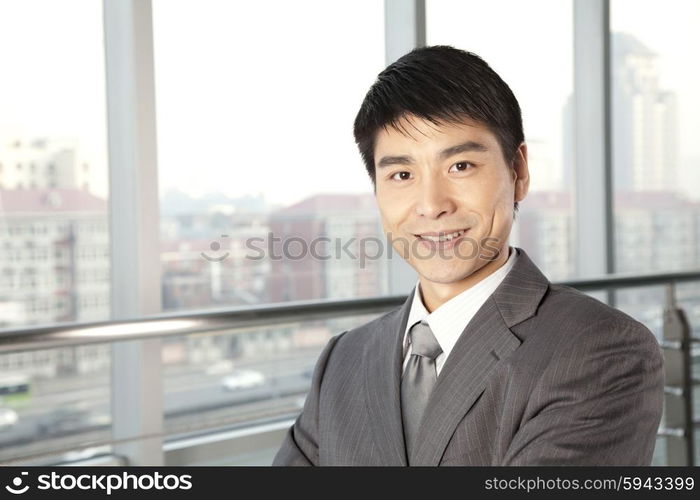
(376, 141, 490, 168)
(438, 140, 489, 159)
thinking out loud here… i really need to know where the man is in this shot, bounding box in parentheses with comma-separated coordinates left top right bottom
(273, 45, 664, 466)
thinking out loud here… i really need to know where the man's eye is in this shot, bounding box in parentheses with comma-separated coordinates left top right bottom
(449, 161, 475, 172)
(391, 171, 412, 181)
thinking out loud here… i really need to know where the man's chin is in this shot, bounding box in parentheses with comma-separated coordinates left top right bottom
(414, 265, 479, 285)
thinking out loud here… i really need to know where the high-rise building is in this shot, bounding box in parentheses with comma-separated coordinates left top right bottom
(515, 191, 575, 281)
(0, 138, 93, 193)
(0, 188, 110, 327)
(267, 194, 388, 302)
(0, 188, 111, 378)
(612, 33, 678, 193)
(160, 210, 270, 310)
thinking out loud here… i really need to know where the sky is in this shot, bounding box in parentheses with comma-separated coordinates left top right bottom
(151, 0, 385, 204)
(0, 0, 698, 205)
(0, 0, 108, 195)
(428, 0, 700, 198)
(610, 0, 700, 194)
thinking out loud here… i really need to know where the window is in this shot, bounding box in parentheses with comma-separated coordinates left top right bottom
(0, 0, 112, 462)
(426, 0, 576, 280)
(0, 0, 109, 327)
(609, 3, 700, 421)
(611, 0, 700, 275)
(153, 0, 386, 311)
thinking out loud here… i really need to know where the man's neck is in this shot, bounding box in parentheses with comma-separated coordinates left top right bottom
(419, 245, 512, 313)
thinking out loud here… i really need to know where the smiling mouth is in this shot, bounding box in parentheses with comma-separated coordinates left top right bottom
(414, 228, 469, 242)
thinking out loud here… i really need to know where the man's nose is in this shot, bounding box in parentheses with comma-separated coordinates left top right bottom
(415, 177, 456, 218)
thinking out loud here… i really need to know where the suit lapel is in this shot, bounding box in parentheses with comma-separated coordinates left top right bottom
(364, 287, 414, 466)
(410, 297, 520, 465)
(410, 246, 550, 465)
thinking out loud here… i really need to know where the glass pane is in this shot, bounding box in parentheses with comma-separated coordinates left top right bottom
(611, 2, 700, 465)
(651, 436, 666, 466)
(426, 0, 576, 280)
(0, 346, 112, 463)
(153, 0, 387, 311)
(0, 0, 110, 327)
(611, 0, 700, 274)
(162, 314, 382, 456)
(0, 0, 111, 464)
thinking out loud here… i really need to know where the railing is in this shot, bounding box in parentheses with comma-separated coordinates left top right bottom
(0, 296, 406, 354)
(0, 268, 698, 466)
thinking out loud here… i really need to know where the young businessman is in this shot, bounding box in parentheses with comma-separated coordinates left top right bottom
(273, 45, 664, 466)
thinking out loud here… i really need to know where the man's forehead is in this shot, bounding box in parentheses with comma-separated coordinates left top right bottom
(375, 114, 496, 152)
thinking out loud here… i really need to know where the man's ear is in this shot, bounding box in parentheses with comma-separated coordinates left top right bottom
(512, 142, 529, 203)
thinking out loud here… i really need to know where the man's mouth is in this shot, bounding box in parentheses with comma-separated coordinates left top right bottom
(414, 228, 469, 242)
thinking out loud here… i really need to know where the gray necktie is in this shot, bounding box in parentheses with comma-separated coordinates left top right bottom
(401, 320, 442, 462)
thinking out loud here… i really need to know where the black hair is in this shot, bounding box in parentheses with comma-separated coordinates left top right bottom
(353, 45, 524, 214)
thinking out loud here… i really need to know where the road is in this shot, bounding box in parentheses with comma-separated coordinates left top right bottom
(0, 351, 319, 462)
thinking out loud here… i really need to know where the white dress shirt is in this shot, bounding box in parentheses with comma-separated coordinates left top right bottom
(401, 246, 518, 376)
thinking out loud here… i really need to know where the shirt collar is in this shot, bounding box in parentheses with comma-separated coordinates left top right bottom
(403, 246, 518, 356)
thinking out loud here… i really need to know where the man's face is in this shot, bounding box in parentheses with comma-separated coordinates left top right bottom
(373, 114, 528, 285)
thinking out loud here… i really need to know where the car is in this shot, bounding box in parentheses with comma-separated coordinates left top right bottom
(0, 407, 18, 430)
(221, 369, 266, 391)
(37, 403, 109, 436)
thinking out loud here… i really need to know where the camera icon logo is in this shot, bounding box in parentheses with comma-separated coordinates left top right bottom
(5, 471, 29, 494)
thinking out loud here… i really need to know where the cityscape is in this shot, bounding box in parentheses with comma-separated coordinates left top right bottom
(0, 32, 699, 461)
(1, 32, 698, 323)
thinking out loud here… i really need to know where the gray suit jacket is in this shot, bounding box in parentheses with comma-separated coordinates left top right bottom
(273, 246, 665, 466)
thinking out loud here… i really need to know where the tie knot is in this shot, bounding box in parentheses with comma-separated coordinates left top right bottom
(408, 321, 442, 360)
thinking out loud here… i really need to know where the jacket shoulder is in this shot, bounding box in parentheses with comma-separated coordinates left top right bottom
(529, 283, 661, 363)
(543, 283, 653, 332)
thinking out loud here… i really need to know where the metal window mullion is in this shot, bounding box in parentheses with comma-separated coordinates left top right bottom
(384, 0, 425, 69)
(573, 0, 615, 304)
(103, 0, 163, 465)
(384, 0, 426, 294)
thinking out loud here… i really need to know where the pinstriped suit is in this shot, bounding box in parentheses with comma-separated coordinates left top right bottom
(273, 246, 665, 466)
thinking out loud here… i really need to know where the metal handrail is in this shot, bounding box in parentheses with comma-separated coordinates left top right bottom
(1, 269, 699, 354)
(556, 268, 700, 291)
(0, 295, 405, 354)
